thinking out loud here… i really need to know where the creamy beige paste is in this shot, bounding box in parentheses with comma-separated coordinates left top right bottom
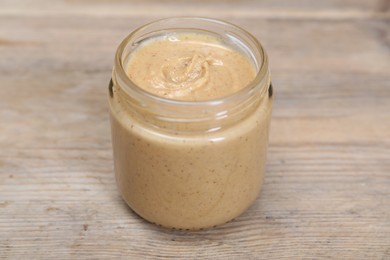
(110, 32, 272, 229)
(126, 33, 256, 100)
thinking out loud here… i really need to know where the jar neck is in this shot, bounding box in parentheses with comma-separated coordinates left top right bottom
(112, 74, 270, 134)
(111, 17, 270, 134)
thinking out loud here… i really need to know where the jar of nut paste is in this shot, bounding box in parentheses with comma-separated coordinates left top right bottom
(108, 17, 273, 230)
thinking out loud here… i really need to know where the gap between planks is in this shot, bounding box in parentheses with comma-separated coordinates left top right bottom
(0, 8, 389, 20)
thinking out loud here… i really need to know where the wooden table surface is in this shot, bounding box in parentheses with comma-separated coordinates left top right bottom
(1, 0, 389, 259)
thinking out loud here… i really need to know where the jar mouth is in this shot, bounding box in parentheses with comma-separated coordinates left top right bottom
(114, 16, 269, 108)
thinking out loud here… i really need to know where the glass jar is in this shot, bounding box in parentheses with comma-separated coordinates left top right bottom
(108, 17, 273, 230)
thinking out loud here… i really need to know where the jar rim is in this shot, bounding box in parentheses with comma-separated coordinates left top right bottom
(114, 16, 269, 108)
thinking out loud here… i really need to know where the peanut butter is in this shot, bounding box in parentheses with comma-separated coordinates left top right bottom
(126, 33, 256, 100)
(109, 28, 272, 230)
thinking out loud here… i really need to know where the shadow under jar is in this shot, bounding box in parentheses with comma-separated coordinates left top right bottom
(108, 17, 273, 230)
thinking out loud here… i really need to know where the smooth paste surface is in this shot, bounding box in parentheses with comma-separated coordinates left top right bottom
(126, 33, 256, 101)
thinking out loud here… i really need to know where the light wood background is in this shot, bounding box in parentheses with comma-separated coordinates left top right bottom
(1, 0, 389, 259)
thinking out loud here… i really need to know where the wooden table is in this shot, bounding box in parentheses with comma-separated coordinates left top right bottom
(1, 0, 389, 258)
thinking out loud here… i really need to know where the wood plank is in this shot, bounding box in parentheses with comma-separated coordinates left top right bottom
(0, 0, 389, 19)
(1, 145, 389, 258)
(1, 17, 389, 147)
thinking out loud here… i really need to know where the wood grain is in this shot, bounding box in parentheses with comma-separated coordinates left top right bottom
(1, 0, 389, 259)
